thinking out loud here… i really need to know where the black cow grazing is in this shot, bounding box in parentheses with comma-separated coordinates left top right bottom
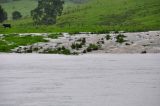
(3, 24, 11, 28)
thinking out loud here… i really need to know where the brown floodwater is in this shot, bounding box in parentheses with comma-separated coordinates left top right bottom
(0, 54, 160, 106)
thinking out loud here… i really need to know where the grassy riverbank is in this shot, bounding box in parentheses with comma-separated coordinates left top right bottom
(0, 34, 48, 52)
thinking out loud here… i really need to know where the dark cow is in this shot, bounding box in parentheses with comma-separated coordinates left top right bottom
(3, 24, 11, 28)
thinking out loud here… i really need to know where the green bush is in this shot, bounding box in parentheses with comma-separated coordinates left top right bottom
(48, 46, 71, 55)
(12, 11, 22, 20)
(83, 50, 87, 53)
(76, 38, 86, 45)
(71, 43, 76, 49)
(71, 43, 82, 50)
(61, 46, 65, 50)
(105, 34, 111, 40)
(86, 44, 99, 52)
(76, 43, 82, 49)
(86, 47, 92, 52)
(116, 34, 126, 43)
(141, 50, 147, 54)
(125, 43, 130, 45)
(81, 38, 86, 45)
(61, 48, 71, 55)
(90, 44, 99, 50)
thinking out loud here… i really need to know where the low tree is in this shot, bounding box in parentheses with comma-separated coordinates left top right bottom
(0, 5, 7, 23)
(12, 11, 22, 20)
(31, 0, 64, 25)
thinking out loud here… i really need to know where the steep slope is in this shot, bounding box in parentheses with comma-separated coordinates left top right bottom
(57, 0, 160, 31)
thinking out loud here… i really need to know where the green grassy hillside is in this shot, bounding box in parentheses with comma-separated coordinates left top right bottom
(1, 0, 37, 19)
(0, 0, 78, 18)
(0, 0, 160, 33)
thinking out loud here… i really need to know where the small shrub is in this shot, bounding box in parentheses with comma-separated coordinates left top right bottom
(71, 43, 76, 49)
(101, 41, 104, 44)
(141, 51, 147, 54)
(81, 38, 86, 45)
(76, 38, 86, 45)
(72, 52, 79, 55)
(86, 44, 100, 52)
(83, 50, 87, 53)
(33, 47, 39, 51)
(116, 34, 126, 43)
(47, 49, 58, 54)
(61, 48, 71, 55)
(12, 11, 22, 20)
(76, 43, 82, 49)
(57, 47, 62, 51)
(86, 47, 92, 52)
(48, 47, 71, 55)
(125, 43, 130, 45)
(26, 49, 32, 53)
(71, 43, 82, 50)
(105, 35, 111, 40)
(90, 44, 99, 50)
(61, 46, 65, 50)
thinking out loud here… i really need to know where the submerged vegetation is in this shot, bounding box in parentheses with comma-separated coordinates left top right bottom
(0, 34, 48, 52)
(86, 44, 100, 52)
(116, 34, 126, 43)
(105, 34, 111, 40)
(46, 46, 71, 55)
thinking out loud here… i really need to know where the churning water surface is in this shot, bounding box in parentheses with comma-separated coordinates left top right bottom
(0, 54, 160, 106)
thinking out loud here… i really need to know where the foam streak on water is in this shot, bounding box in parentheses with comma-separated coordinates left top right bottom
(0, 54, 160, 106)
